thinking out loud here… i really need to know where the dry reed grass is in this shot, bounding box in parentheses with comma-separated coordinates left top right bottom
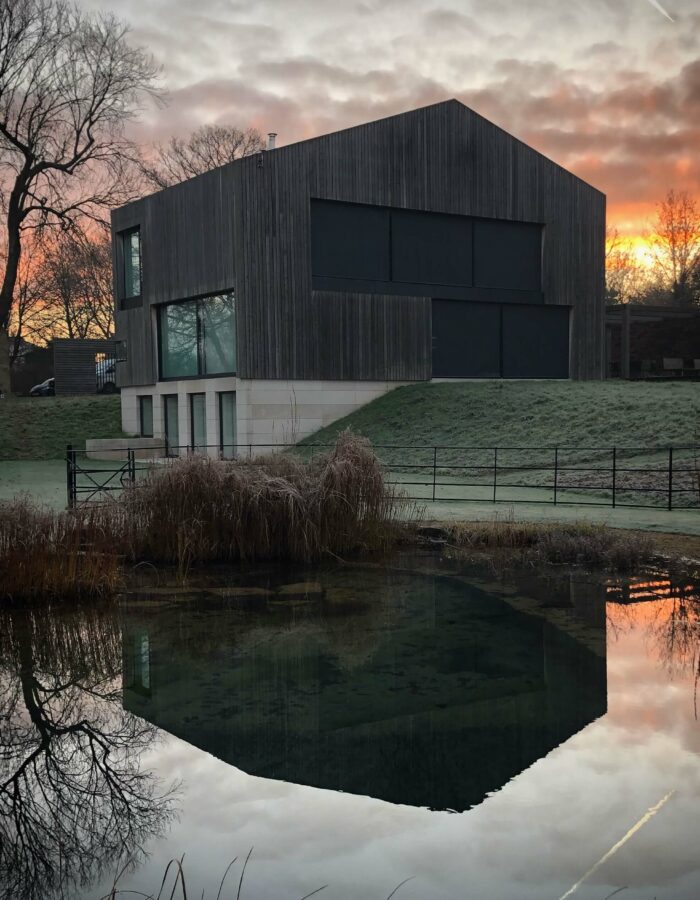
(445, 516, 656, 571)
(0, 499, 120, 603)
(116, 431, 414, 572)
(0, 434, 416, 602)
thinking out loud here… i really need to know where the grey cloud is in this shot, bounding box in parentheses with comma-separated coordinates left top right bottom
(78, 0, 700, 220)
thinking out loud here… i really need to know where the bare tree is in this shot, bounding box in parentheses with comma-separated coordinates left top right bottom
(36, 225, 115, 340)
(648, 189, 700, 306)
(0, 605, 175, 900)
(6, 235, 53, 365)
(605, 226, 645, 304)
(139, 123, 265, 190)
(0, 0, 159, 395)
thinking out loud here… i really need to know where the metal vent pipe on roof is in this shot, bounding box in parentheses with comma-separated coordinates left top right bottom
(267, 132, 277, 151)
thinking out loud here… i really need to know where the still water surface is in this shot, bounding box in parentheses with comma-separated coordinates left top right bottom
(1, 558, 699, 899)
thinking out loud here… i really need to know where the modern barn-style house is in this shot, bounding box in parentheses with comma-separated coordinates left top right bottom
(112, 100, 605, 453)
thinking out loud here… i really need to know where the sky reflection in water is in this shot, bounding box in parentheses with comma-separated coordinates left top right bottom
(1, 561, 699, 900)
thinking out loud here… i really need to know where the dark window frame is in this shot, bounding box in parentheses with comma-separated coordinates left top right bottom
(138, 394, 153, 437)
(120, 226, 142, 302)
(157, 290, 236, 382)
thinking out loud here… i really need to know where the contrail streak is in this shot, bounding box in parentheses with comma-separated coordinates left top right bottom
(646, 0, 674, 21)
(557, 790, 676, 900)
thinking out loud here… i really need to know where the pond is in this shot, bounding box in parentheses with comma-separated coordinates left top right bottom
(1, 556, 699, 899)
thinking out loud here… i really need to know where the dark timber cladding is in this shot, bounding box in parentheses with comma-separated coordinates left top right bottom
(112, 100, 606, 387)
(53, 338, 118, 395)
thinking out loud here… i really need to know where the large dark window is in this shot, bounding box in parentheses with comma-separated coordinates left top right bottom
(121, 227, 141, 299)
(310, 199, 543, 302)
(432, 300, 570, 379)
(158, 293, 235, 380)
(432, 301, 500, 377)
(473, 220, 542, 291)
(392, 209, 472, 287)
(311, 200, 390, 281)
(501, 304, 569, 378)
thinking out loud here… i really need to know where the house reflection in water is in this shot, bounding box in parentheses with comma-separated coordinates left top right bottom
(122, 568, 607, 812)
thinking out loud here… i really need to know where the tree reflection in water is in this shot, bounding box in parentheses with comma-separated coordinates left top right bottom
(0, 604, 176, 900)
(654, 588, 700, 717)
(608, 572, 700, 715)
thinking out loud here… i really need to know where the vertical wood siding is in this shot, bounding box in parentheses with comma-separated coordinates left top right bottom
(114, 100, 605, 386)
(53, 338, 118, 395)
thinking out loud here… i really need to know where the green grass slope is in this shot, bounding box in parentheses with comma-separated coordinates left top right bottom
(0, 396, 123, 460)
(306, 381, 699, 450)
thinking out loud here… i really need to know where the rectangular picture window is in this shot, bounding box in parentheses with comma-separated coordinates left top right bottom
(190, 393, 207, 452)
(219, 392, 236, 458)
(158, 293, 235, 380)
(122, 227, 141, 299)
(138, 395, 153, 437)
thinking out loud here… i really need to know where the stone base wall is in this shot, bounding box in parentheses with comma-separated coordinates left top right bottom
(120, 377, 409, 455)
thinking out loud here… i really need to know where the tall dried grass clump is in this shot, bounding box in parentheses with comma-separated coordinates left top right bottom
(0, 500, 120, 603)
(117, 431, 415, 570)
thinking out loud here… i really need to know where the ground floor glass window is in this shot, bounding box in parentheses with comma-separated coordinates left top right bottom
(163, 394, 179, 455)
(138, 395, 153, 437)
(189, 393, 207, 452)
(219, 392, 236, 458)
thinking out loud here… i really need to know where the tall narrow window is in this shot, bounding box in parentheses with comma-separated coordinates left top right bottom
(122, 227, 142, 299)
(138, 395, 153, 437)
(219, 392, 236, 458)
(163, 394, 179, 456)
(131, 630, 151, 695)
(190, 393, 207, 452)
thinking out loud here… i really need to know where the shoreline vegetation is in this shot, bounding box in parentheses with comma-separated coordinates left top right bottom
(440, 518, 658, 571)
(0, 432, 687, 605)
(1, 433, 414, 603)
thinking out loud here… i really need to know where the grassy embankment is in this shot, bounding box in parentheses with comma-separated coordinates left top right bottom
(0, 396, 124, 508)
(0, 395, 123, 460)
(302, 381, 700, 506)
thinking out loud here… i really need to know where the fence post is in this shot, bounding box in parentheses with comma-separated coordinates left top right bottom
(128, 448, 136, 485)
(432, 447, 437, 502)
(66, 444, 75, 509)
(668, 447, 674, 511)
(553, 447, 559, 505)
(493, 448, 498, 503)
(612, 447, 617, 509)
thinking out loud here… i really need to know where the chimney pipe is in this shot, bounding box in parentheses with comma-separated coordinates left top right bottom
(267, 132, 277, 151)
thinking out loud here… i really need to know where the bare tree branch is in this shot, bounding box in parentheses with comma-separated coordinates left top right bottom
(139, 123, 264, 190)
(0, 0, 160, 393)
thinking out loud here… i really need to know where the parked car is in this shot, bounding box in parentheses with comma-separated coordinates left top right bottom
(29, 377, 55, 397)
(96, 358, 118, 394)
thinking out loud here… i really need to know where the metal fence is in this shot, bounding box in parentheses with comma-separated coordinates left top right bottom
(66, 442, 700, 511)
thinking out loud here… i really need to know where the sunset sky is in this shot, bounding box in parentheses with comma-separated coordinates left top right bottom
(80, 0, 699, 246)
